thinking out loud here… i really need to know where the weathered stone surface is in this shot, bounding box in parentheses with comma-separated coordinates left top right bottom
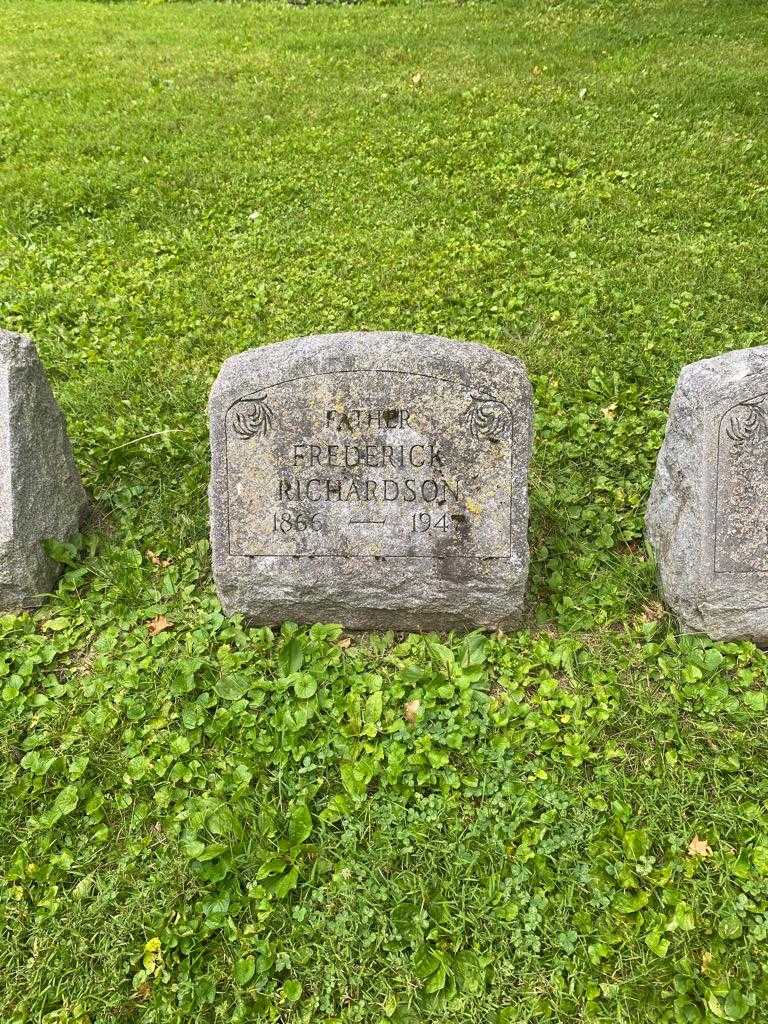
(209, 331, 532, 631)
(646, 345, 768, 642)
(0, 330, 89, 609)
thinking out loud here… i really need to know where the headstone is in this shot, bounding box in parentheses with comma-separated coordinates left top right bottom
(209, 331, 532, 631)
(647, 345, 768, 642)
(0, 330, 89, 609)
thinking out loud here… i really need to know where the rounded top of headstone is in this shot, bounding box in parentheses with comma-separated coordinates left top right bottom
(675, 344, 768, 399)
(210, 331, 529, 410)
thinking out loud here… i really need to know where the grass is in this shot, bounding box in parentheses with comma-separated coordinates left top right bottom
(1, 0, 768, 1020)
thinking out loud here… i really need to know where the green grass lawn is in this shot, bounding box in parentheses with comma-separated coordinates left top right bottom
(2, 0, 768, 1020)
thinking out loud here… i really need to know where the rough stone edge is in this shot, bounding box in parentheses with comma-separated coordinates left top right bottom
(645, 363, 707, 632)
(0, 329, 90, 610)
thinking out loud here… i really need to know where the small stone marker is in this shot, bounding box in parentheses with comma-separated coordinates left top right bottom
(209, 332, 532, 630)
(0, 330, 89, 609)
(647, 345, 768, 642)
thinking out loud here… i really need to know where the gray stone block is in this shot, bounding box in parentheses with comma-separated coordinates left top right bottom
(209, 331, 532, 631)
(647, 345, 768, 642)
(0, 330, 89, 610)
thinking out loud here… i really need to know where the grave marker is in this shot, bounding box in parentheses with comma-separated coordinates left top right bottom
(0, 330, 88, 609)
(647, 345, 768, 641)
(209, 332, 532, 630)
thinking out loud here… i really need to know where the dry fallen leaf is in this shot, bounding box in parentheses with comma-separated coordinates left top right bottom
(687, 835, 713, 858)
(404, 699, 421, 724)
(338, 637, 352, 649)
(134, 982, 152, 1002)
(641, 601, 665, 623)
(411, 72, 422, 87)
(147, 615, 172, 636)
(602, 403, 617, 420)
(146, 550, 171, 568)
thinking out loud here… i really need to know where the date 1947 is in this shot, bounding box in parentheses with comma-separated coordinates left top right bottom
(411, 512, 453, 533)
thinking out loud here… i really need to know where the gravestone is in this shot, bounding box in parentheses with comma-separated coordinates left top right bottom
(647, 345, 768, 642)
(0, 330, 89, 609)
(209, 331, 532, 630)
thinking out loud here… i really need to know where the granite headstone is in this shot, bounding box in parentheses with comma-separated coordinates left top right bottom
(0, 330, 89, 609)
(209, 331, 532, 630)
(647, 345, 768, 642)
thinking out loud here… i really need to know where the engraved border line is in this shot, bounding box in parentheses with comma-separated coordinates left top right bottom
(714, 391, 768, 575)
(222, 368, 515, 560)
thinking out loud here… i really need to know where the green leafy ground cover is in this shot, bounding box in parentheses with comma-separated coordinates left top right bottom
(1, 0, 768, 1020)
